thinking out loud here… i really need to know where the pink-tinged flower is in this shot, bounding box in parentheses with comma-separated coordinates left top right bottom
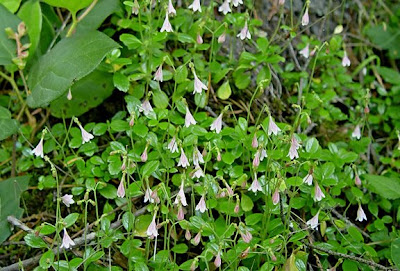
(168, 0, 176, 15)
(131, 0, 139, 15)
(225, 184, 234, 197)
(241, 230, 252, 243)
(210, 113, 223, 134)
(151, 189, 160, 204)
(139, 99, 153, 114)
(192, 231, 201, 246)
(196, 33, 203, 44)
(174, 180, 187, 206)
(232, 0, 243, 7)
(241, 247, 250, 258)
(177, 205, 185, 220)
(185, 107, 197, 127)
(355, 174, 362, 186)
(352, 124, 361, 140)
(129, 115, 135, 126)
(178, 148, 190, 168)
(313, 184, 325, 202)
(60, 228, 75, 249)
(237, 21, 251, 40)
(217, 150, 222, 161)
(193, 147, 204, 166)
(117, 178, 125, 198)
(168, 136, 179, 153)
(147, 212, 158, 238)
(252, 134, 258, 148)
(272, 189, 280, 205)
(188, 0, 202, 12)
(214, 251, 221, 268)
(154, 64, 163, 82)
(248, 174, 262, 193)
(195, 195, 207, 213)
(141, 146, 148, 162)
(192, 70, 208, 94)
(32, 138, 44, 158)
(253, 150, 260, 168)
(77, 123, 94, 144)
(218, 33, 226, 43)
(160, 12, 173, 32)
(67, 89, 72, 100)
(185, 229, 191, 240)
(356, 204, 367, 222)
(302, 7, 309, 26)
(299, 44, 310, 58)
(342, 51, 351, 67)
(218, 0, 231, 15)
(268, 116, 281, 135)
(61, 194, 74, 207)
(287, 136, 300, 160)
(192, 166, 205, 179)
(310, 48, 317, 57)
(234, 202, 240, 213)
(303, 174, 313, 185)
(144, 187, 154, 203)
(306, 211, 320, 230)
(260, 148, 267, 161)
(279, 0, 285, 5)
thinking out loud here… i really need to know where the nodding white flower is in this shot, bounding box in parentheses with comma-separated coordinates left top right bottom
(177, 205, 185, 220)
(177, 148, 190, 168)
(185, 229, 191, 240)
(279, 0, 285, 5)
(144, 187, 154, 203)
(168, 0, 176, 15)
(288, 136, 300, 160)
(253, 150, 260, 168)
(299, 44, 310, 58)
(218, 32, 226, 43)
(252, 134, 258, 148)
(174, 180, 187, 206)
(160, 12, 173, 32)
(218, 0, 231, 15)
(234, 202, 240, 213)
(32, 137, 44, 158)
(77, 123, 94, 144)
(195, 195, 207, 213)
(61, 194, 74, 207)
(67, 89, 72, 100)
(210, 113, 223, 134)
(192, 166, 205, 179)
(241, 230, 252, 243)
(355, 174, 362, 186)
(131, 0, 139, 15)
(139, 99, 153, 114)
(237, 21, 251, 40)
(248, 174, 262, 193)
(168, 136, 179, 153)
(232, 0, 243, 7)
(342, 51, 351, 67)
(356, 204, 367, 222)
(217, 150, 222, 161)
(141, 146, 148, 162)
(185, 107, 197, 127)
(117, 178, 125, 198)
(196, 33, 203, 44)
(303, 174, 313, 185)
(150, 189, 160, 204)
(260, 148, 267, 161)
(306, 211, 320, 230)
(193, 147, 204, 166)
(192, 70, 208, 94)
(188, 0, 202, 12)
(272, 189, 280, 205)
(268, 116, 281, 136)
(352, 124, 361, 140)
(147, 212, 158, 238)
(60, 228, 75, 249)
(214, 251, 222, 268)
(302, 7, 309, 26)
(154, 64, 163, 82)
(192, 231, 201, 246)
(314, 184, 325, 202)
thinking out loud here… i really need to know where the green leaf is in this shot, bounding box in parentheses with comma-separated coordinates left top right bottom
(305, 137, 319, 153)
(98, 184, 117, 199)
(43, 0, 93, 14)
(363, 174, 400, 199)
(152, 89, 169, 109)
(241, 194, 253, 212)
(50, 70, 114, 118)
(0, 4, 20, 65)
(0, 176, 29, 244)
(174, 65, 188, 83)
(141, 161, 159, 177)
(0, 106, 18, 140)
(24, 233, 48, 248)
(171, 243, 188, 254)
(0, 0, 21, 13)
(17, 0, 42, 61)
(27, 31, 119, 108)
(40, 250, 55, 269)
(120, 33, 142, 50)
(217, 81, 232, 100)
(348, 226, 363, 242)
(113, 72, 130, 92)
(64, 213, 79, 228)
(391, 238, 400, 269)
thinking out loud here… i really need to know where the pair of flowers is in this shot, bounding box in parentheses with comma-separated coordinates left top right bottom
(299, 43, 351, 67)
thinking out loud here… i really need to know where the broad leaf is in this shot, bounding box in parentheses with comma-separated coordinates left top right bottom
(0, 4, 20, 65)
(363, 174, 400, 200)
(0, 176, 30, 244)
(0, 106, 18, 140)
(392, 238, 400, 269)
(0, 0, 21, 13)
(27, 31, 119, 108)
(43, 0, 93, 14)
